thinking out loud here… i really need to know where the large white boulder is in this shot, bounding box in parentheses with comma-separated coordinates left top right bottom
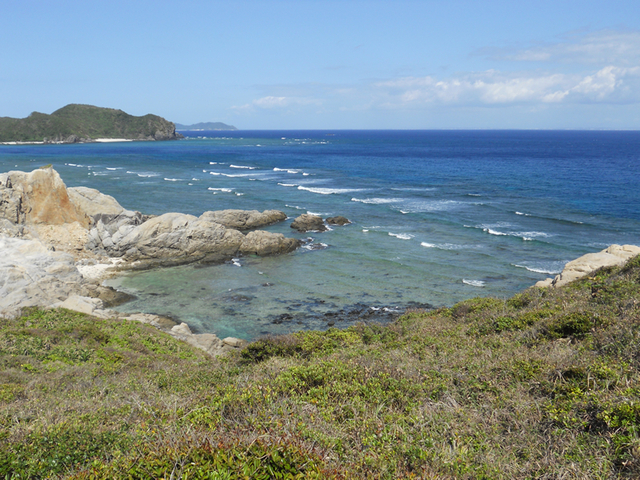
(0, 236, 85, 318)
(536, 244, 640, 288)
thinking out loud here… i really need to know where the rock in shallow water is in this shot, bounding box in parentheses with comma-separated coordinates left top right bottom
(200, 209, 287, 230)
(290, 214, 327, 232)
(326, 216, 351, 226)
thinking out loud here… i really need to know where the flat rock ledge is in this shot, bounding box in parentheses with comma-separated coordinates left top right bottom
(535, 244, 640, 288)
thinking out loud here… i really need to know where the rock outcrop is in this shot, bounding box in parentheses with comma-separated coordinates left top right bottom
(87, 211, 300, 266)
(240, 230, 301, 256)
(0, 166, 301, 356)
(0, 167, 300, 326)
(67, 186, 128, 217)
(106, 212, 245, 264)
(0, 167, 90, 227)
(0, 236, 85, 319)
(201, 209, 287, 230)
(536, 244, 640, 288)
(290, 214, 327, 232)
(326, 216, 351, 226)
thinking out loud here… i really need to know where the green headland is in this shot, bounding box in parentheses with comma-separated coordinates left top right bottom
(0, 104, 181, 144)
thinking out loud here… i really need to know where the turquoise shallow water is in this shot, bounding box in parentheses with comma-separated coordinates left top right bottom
(2, 130, 639, 339)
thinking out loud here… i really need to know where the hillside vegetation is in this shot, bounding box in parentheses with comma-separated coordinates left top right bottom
(0, 104, 180, 143)
(1, 255, 640, 478)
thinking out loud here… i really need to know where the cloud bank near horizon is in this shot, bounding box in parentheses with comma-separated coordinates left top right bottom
(231, 29, 640, 127)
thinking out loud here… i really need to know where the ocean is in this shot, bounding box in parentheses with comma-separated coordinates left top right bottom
(1, 130, 639, 339)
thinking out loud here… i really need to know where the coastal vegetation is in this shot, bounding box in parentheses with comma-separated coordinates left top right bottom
(0, 104, 180, 143)
(1, 255, 640, 478)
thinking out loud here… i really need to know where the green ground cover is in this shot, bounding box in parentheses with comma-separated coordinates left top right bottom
(1, 255, 640, 478)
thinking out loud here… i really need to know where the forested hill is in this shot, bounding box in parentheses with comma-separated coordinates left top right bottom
(0, 104, 182, 143)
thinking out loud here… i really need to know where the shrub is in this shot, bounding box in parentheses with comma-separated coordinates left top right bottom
(546, 313, 600, 339)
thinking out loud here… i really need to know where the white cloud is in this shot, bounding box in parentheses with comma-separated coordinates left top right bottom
(479, 29, 640, 66)
(233, 95, 322, 111)
(373, 66, 640, 107)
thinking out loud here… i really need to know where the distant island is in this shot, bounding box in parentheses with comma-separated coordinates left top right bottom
(174, 121, 237, 131)
(0, 104, 182, 144)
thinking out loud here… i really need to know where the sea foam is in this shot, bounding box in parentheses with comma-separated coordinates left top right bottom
(389, 232, 414, 240)
(351, 197, 402, 204)
(298, 186, 365, 195)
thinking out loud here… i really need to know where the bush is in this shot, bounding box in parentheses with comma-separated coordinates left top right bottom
(546, 312, 597, 339)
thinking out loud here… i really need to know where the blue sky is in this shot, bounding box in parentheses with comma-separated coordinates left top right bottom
(2, 0, 640, 129)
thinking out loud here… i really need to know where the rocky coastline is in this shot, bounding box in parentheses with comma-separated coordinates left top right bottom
(1, 166, 638, 357)
(0, 166, 304, 355)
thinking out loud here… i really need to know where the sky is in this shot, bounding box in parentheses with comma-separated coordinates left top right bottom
(2, 0, 640, 129)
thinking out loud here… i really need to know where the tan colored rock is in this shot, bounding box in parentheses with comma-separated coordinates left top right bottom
(201, 209, 286, 230)
(326, 216, 351, 226)
(291, 214, 327, 232)
(534, 278, 554, 288)
(56, 295, 104, 316)
(111, 212, 245, 263)
(33, 222, 90, 259)
(67, 186, 126, 217)
(0, 236, 85, 319)
(537, 244, 640, 288)
(0, 166, 90, 227)
(185, 333, 224, 355)
(171, 322, 193, 336)
(223, 337, 248, 348)
(240, 230, 301, 256)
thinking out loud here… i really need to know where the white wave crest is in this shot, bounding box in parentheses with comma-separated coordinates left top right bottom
(208, 187, 234, 193)
(164, 178, 182, 182)
(230, 164, 256, 169)
(421, 242, 468, 250)
(462, 279, 485, 287)
(220, 173, 255, 178)
(351, 197, 402, 204)
(298, 186, 365, 195)
(389, 232, 414, 240)
(278, 183, 297, 187)
(483, 228, 508, 236)
(513, 264, 562, 275)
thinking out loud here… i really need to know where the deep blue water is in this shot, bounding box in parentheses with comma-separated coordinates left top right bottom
(2, 130, 639, 339)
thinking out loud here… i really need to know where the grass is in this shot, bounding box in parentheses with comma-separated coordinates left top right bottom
(1, 255, 640, 478)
